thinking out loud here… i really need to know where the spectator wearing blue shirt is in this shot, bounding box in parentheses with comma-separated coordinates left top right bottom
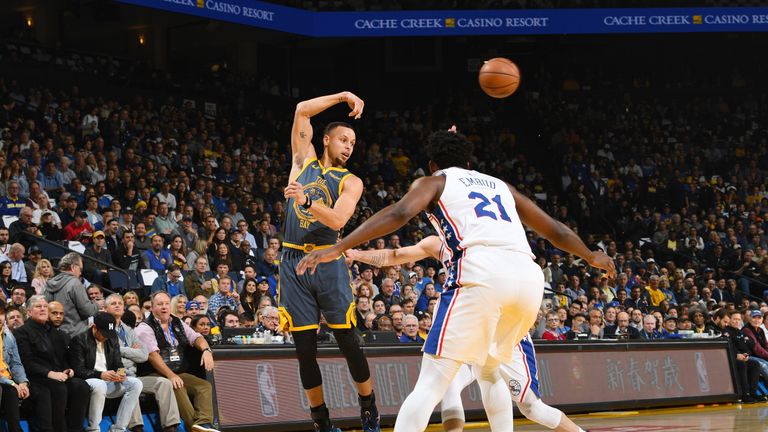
(208, 276, 241, 317)
(141, 234, 172, 273)
(433, 268, 448, 292)
(661, 317, 683, 339)
(416, 283, 437, 313)
(0, 181, 25, 217)
(411, 264, 433, 298)
(639, 315, 662, 339)
(0, 301, 30, 432)
(211, 185, 228, 215)
(399, 314, 424, 344)
(37, 160, 65, 199)
(150, 265, 186, 297)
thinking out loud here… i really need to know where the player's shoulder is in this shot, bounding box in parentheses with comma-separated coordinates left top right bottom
(337, 172, 362, 190)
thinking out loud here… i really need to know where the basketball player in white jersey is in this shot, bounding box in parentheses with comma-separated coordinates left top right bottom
(344, 238, 588, 432)
(298, 127, 615, 431)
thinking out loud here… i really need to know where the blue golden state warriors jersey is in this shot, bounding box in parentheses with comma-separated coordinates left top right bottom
(284, 157, 353, 245)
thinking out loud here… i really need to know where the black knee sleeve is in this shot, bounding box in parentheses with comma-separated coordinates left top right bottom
(333, 328, 371, 383)
(293, 330, 323, 390)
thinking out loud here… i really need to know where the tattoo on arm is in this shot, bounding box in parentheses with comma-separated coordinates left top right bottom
(355, 251, 388, 267)
(367, 251, 387, 268)
(299, 131, 307, 139)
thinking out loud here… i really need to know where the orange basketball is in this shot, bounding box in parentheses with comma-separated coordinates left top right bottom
(478, 57, 520, 98)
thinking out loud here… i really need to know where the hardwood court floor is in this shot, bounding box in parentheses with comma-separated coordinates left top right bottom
(358, 401, 768, 431)
(445, 402, 768, 432)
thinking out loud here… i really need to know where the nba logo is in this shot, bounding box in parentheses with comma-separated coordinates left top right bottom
(257, 364, 279, 417)
(694, 352, 709, 393)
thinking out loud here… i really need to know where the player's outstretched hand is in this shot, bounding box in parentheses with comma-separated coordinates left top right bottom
(297, 247, 342, 275)
(448, 125, 457, 133)
(587, 251, 617, 279)
(343, 91, 364, 120)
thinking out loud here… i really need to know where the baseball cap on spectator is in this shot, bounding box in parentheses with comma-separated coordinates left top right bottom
(186, 301, 201, 311)
(685, 268, 696, 277)
(704, 267, 714, 273)
(437, 269, 446, 276)
(59, 192, 71, 201)
(93, 312, 118, 339)
(93, 231, 105, 239)
(28, 246, 42, 255)
(664, 316, 678, 323)
(256, 275, 269, 284)
(123, 206, 134, 213)
(182, 216, 193, 222)
(135, 201, 148, 210)
(646, 258, 655, 264)
(408, 271, 417, 279)
(107, 218, 119, 225)
(750, 310, 763, 318)
(608, 301, 621, 308)
(76, 211, 87, 218)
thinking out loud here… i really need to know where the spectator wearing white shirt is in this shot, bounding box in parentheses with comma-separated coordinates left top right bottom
(0, 243, 27, 283)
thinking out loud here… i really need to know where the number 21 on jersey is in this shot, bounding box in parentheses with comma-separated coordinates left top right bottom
(468, 191, 511, 222)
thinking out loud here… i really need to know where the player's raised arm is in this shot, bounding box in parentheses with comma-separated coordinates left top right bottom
(290, 91, 364, 181)
(508, 183, 616, 278)
(346, 236, 442, 268)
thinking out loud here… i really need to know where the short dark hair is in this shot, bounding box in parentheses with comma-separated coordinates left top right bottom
(190, 314, 210, 328)
(218, 310, 240, 327)
(323, 121, 353, 137)
(425, 130, 474, 170)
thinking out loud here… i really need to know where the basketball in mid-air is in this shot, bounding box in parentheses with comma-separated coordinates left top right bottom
(478, 57, 520, 98)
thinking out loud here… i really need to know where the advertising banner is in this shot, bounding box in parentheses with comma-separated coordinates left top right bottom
(212, 344, 733, 429)
(117, 2, 768, 37)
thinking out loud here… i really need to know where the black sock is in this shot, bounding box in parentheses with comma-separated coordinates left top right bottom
(311, 403, 333, 431)
(311, 403, 329, 418)
(359, 390, 376, 408)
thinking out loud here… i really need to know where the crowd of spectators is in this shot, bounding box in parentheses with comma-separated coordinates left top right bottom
(0, 31, 768, 428)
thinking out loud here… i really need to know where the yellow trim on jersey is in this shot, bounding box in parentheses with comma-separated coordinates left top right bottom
(327, 301, 356, 329)
(338, 172, 353, 195)
(278, 306, 320, 332)
(317, 159, 348, 175)
(294, 157, 318, 181)
(282, 242, 334, 253)
(291, 324, 320, 331)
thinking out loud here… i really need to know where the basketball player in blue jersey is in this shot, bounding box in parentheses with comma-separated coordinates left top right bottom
(298, 127, 615, 432)
(345, 237, 589, 432)
(280, 91, 380, 432)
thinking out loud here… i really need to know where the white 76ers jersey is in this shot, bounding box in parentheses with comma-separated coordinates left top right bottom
(427, 167, 534, 290)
